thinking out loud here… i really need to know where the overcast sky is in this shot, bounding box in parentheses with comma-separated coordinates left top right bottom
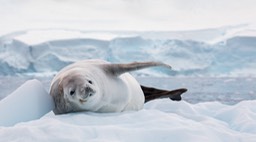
(0, 0, 256, 34)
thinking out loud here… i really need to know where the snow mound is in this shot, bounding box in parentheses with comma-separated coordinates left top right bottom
(0, 80, 54, 127)
(1, 100, 256, 141)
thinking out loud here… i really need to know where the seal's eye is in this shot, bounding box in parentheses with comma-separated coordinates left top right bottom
(88, 80, 93, 84)
(70, 90, 75, 96)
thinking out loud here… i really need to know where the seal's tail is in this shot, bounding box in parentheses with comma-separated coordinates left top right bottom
(141, 85, 188, 103)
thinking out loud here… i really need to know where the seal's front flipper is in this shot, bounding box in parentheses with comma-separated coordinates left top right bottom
(141, 85, 188, 103)
(102, 61, 171, 76)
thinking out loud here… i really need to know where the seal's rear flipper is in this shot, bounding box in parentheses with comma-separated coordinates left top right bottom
(141, 85, 187, 103)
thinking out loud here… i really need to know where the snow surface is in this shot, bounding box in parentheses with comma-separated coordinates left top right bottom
(1, 97, 256, 141)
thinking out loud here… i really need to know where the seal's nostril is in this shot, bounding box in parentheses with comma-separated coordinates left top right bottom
(84, 87, 94, 97)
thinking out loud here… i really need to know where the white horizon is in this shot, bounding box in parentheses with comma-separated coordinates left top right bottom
(0, 0, 256, 35)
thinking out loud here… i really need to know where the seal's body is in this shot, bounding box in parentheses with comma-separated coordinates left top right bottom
(50, 59, 186, 114)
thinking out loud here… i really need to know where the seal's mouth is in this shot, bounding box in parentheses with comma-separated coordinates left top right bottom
(79, 99, 87, 103)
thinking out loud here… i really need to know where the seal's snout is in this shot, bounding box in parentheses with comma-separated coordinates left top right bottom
(81, 86, 95, 99)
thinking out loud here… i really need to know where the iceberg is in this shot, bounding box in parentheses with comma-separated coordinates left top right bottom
(1, 26, 256, 77)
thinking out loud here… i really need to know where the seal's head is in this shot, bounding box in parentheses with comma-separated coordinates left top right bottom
(50, 71, 98, 114)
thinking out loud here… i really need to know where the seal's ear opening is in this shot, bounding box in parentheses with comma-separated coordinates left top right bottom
(50, 79, 63, 115)
(102, 61, 172, 76)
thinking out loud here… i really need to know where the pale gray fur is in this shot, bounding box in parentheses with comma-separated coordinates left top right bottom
(50, 60, 172, 114)
(101, 61, 172, 76)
